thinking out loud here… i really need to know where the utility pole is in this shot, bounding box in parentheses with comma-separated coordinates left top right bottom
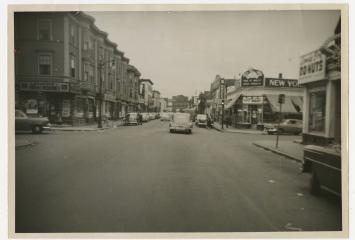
(275, 94, 285, 148)
(98, 61, 103, 128)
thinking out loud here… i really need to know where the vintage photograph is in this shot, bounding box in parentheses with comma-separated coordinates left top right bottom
(10, 5, 346, 237)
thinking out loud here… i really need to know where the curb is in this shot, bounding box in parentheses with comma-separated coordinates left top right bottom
(51, 127, 109, 131)
(213, 126, 264, 135)
(16, 141, 36, 149)
(252, 142, 303, 163)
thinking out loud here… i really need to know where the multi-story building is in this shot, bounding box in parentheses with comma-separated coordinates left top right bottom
(139, 79, 154, 112)
(14, 11, 141, 125)
(210, 75, 236, 122)
(159, 98, 168, 112)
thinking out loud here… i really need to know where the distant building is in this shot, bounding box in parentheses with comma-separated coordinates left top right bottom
(152, 90, 161, 112)
(160, 98, 168, 112)
(210, 75, 236, 123)
(172, 95, 189, 112)
(139, 79, 153, 112)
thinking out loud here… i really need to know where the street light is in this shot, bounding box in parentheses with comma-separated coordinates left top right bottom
(220, 78, 225, 129)
(97, 48, 116, 128)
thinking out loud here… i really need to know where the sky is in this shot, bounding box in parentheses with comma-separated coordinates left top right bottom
(88, 10, 340, 98)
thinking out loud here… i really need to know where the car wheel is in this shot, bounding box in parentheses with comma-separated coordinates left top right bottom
(278, 129, 284, 134)
(32, 125, 42, 134)
(189, 129, 192, 134)
(170, 129, 173, 133)
(310, 169, 321, 196)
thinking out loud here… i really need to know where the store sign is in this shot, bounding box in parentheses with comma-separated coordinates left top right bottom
(241, 68, 264, 87)
(265, 78, 299, 88)
(242, 96, 263, 104)
(20, 82, 69, 92)
(299, 50, 326, 84)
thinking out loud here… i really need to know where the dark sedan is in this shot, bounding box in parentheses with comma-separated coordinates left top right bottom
(15, 110, 51, 134)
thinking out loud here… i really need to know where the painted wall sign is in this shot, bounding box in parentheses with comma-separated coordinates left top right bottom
(241, 68, 264, 87)
(242, 96, 263, 104)
(299, 50, 326, 84)
(265, 78, 299, 88)
(20, 82, 69, 92)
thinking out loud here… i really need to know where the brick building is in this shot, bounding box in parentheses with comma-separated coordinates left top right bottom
(15, 12, 141, 125)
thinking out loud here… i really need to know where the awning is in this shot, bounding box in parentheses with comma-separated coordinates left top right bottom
(290, 96, 303, 112)
(265, 95, 302, 113)
(225, 93, 242, 109)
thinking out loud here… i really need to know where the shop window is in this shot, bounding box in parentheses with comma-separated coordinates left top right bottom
(38, 54, 51, 75)
(38, 19, 52, 40)
(309, 90, 326, 132)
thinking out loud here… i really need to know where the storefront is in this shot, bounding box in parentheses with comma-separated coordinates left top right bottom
(300, 18, 342, 197)
(225, 69, 303, 129)
(300, 35, 341, 146)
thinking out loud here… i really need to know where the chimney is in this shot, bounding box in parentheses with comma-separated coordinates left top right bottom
(278, 73, 283, 79)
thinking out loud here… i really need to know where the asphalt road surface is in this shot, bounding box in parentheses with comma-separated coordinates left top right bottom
(15, 120, 342, 232)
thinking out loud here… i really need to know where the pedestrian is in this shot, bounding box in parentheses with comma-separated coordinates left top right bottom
(207, 115, 212, 129)
(138, 112, 143, 125)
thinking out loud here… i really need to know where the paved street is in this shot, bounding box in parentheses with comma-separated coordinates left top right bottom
(15, 120, 341, 232)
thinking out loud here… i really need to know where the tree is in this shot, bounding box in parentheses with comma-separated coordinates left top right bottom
(198, 92, 207, 114)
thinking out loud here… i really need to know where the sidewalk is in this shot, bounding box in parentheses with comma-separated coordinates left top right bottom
(253, 139, 304, 162)
(51, 119, 125, 131)
(212, 122, 265, 135)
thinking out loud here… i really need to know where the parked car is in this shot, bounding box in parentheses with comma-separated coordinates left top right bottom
(149, 113, 156, 120)
(125, 113, 139, 126)
(15, 109, 51, 134)
(169, 113, 193, 134)
(142, 113, 150, 122)
(264, 119, 302, 135)
(160, 112, 171, 121)
(302, 145, 341, 197)
(195, 114, 208, 127)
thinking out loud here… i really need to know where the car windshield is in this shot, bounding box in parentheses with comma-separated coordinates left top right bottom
(197, 115, 207, 120)
(15, 110, 27, 118)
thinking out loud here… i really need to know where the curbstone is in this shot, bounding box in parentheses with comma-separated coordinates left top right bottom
(253, 142, 303, 163)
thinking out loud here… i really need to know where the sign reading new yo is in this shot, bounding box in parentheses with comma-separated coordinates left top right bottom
(299, 50, 326, 84)
(241, 68, 264, 87)
(265, 78, 299, 88)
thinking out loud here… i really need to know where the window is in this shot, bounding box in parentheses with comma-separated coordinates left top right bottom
(70, 25, 75, 43)
(309, 90, 326, 132)
(38, 54, 51, 75)
(38, 19, 51, 40)
(70, 55, 75, 78)
(84, 71, 89, 82)
(84, 41, 89, 50)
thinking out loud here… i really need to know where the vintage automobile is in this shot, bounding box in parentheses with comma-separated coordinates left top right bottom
(302, 145, 341, 197)
(169, 113, 193, 134)
(160, 112, 171, 121)
(141, 113, 150, 122)
(264, 119, 302, 135)
(15, 109, 51, 134)
(125, 113, 139, 126)
(148, 113, 156, 120)
(195, 114, 208, 128)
